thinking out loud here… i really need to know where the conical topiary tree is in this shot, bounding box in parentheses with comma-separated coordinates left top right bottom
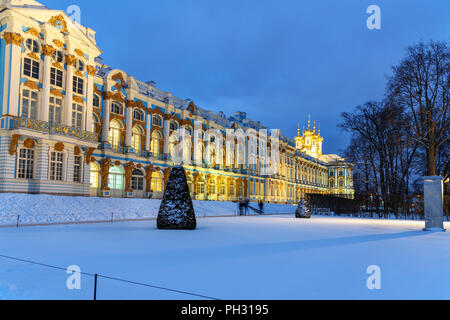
(157, 166, 197, 230)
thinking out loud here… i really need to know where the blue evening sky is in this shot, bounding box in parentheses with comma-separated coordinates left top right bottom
(44, 0, 450, 155)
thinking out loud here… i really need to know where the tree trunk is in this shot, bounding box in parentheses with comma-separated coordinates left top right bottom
(427, 143, 437, 176)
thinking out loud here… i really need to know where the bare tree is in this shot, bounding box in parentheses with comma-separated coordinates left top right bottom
(387, 41, 449, 176)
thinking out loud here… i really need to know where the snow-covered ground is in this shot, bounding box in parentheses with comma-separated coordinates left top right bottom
(0, 194, 295, 226)
(0, 215, 449, 300)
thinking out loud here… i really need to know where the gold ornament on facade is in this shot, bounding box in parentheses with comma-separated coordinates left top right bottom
(42, 45, 56, 57)
(103, 91, 125, 103)
(52, 62, 64, 70)
(73, 95, 84, 104)
(4, 33, 24, 46)
(74, 49, 85, 58)
(86, 148, 96, 165)
(74, 146, 81, 156)
(87, 65, 97, 76)
(74, 70, 84, 78)
(100, 158, 113, 191)
(53, 39, 64, 48)
(49, 14, 69, 34)
(24, 138, 35, 149)
(9, 135, 22, 156)
(65, 55, 77, 66)
(126, 100, 136, 108)
(27, 52, 40, 61)
(163, 168, 172, 188)
(50, 88, 63, 97)
(124, 162, 135, 192)
(54, 142, 65, 152)
(93, 84, 102, 96)
(24, 80, 40, 90)
(114, 160, 122, 166)
(111, 72, 127, 91)
(25, 27, 41, 38)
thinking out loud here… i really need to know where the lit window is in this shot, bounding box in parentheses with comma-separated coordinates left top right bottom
(23, 58, 40, 79)
(73, 156, 82, 183)
(108, 166, 123, 190)
(21, 89, 38, 120)
(131, 169, 144, 191)
(151, 172, 163, 192)
(90, 163, 99, 188)
(49, 152, 64, 181)
(109, 120, 122, 150)
(17, 148, 34, 180)
(131, 126, 143, 154)
(151, 131, 161, 156)
(208, 180, 216, 195)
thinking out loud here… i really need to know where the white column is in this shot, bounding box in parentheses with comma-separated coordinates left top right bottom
(125, 101, 134, 150)
(163, 115, 170, 155)
(64, 55, 75, 127)
(2, 33, 23, 117)
(85, 66, 96, 132)
(39, 45, 54, 122)
(101, 98, 111, 145)
(145, 111, 151, 152)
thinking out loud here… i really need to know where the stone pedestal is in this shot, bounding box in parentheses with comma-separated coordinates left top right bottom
(423, 176, 445, 232)
(101, 190, 111, 198)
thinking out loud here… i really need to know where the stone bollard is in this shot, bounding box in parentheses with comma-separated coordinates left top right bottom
(423, 176, 445, 232)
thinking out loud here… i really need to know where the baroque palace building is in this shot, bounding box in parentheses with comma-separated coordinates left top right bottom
(0, 0, 354, 203)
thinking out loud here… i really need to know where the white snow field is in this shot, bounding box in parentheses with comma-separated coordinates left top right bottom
(0, 193, 295, 226)
(0, 215, 449, 300)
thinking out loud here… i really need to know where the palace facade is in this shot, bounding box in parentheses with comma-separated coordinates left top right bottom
(0, 0, 354, 204)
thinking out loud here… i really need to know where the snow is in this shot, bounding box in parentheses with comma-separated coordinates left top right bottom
(0, 215, 449, 300)
(0, 193, 296, 226)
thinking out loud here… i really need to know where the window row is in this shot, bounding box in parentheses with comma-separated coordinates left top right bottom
(17, 148, 83, 183)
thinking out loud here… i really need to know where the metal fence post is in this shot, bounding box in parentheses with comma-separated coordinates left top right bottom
(16, 215, 20, 228)
(94, 274, 98, 300)
(111, 213, 114, 223)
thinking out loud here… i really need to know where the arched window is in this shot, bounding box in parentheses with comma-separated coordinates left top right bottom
(151, 131, 161, 156)
(152, 115, 162, 127)
(108, 166, 123, 190)
(169, 121, 178, 131)
(109, 120, 123, 150)
(220, 180, 226, 195)
(238, 182, 244, 197)
(131, 126, 143, 154)
(133, 109, 144, 122)
(151, 171, 163, 192)
(131, 169, 144, 191)
(93, 94, 100, 108)
(90, 163, 100, 189)
(111, 102, 124, 115)
(92, 113, 100, 133)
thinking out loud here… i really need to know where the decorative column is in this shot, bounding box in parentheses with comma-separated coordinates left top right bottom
(101, 93, 111, 148)
(39, 45, 55, 122)
(125, 100, 134, 153)
(86, 66, 97, 132)
(2, 33, 24, 116)
(100, 158, 113, 197)
(64, 55, 76, 127)
(163, 114, 170, 158)
(145, 164, 155, 198)
(145, 110, 151, 154)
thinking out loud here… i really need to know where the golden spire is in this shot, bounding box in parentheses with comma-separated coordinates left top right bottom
(297, 123, 300, 136)
(318, 124, 321, 136)
(308, 114, 311, 130)
(313, 121, 316, 133)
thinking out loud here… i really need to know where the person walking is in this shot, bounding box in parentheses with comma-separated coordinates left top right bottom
(258, 201, 264, 215)
(244, 199, 250, 216)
